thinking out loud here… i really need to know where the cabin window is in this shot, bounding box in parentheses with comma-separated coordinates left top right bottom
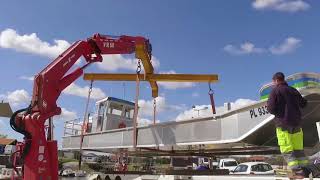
(124, 109, 134, 119)
(125, 110, 130, 118)
(97, 117, 103, 131)
(108, 103, 123, 116)
(112, 108, 122, 116)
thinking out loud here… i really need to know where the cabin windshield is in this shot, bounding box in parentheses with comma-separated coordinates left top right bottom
(107, 103, 123, 116)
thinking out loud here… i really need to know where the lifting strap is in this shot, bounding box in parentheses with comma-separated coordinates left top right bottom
(132, 60, 141, 149)
(78, 80, 93, 170)
(118, 83, 127, 129)
(153, 98, 156, 125)
(208, 83, 216, 114)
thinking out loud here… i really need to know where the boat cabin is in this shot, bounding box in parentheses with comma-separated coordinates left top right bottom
(91, 97, 135, 132)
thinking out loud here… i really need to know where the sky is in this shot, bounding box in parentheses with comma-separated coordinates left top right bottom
(0, 0, 319, 145)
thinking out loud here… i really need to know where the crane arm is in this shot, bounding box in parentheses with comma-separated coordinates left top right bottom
(31, 34, 152, 119)
(11, 33, 152, 180)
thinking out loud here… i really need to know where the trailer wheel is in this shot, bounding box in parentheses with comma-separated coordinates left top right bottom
(115, 175, 121, 180)
(104, 175, 111, 180)
(96, 175, 102, 180)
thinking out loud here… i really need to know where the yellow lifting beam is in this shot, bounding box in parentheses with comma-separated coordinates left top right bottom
(83, 73, 219, 97)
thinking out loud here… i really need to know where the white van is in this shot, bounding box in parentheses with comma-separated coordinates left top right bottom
(4, 145, 15, 155)
(217, 158, 238, 172)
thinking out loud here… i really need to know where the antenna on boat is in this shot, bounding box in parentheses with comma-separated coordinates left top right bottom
(79, 80, 94, 170)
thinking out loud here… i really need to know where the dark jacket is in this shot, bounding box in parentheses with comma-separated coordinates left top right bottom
(267, 82, 307, 129)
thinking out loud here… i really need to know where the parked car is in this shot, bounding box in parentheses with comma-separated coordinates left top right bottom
(61, 168, 75, 177)
(0, 165, 5, 172)
(0, 167, 22, 179)
(231, 162, 275, 175)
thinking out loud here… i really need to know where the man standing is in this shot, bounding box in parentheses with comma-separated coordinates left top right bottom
(267, 72, 308, 176)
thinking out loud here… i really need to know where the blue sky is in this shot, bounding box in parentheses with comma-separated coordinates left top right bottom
(0, 0, 319, 143)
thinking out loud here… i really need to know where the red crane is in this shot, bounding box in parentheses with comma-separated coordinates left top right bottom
(10, 34, 152, 180)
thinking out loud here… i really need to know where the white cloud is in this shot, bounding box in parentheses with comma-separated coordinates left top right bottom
(18, 75, 106, 100)
(0, 28, 70, 58)
(158, 82, 194, 90)
(151, 57, 160, 69)
(175, 98, 256, 121)
(55, 108, 77, 121)
(223, 42, 266, 55)
(97, 54, 160, 72)
(0, 90, 80, 121)
(232, 98, 257, 107)
(158, 70, 195, 89)
(63, 83, 106, 100)
(0, 89, 31, 107)
(269, 37, 301, 55)
(97, 55, 137, 71)
(175, 105, 214, 121)
(138, 96, 183, 117)
(19, 76, 34, 81)
(137, 118, 160, 126)
(224, 37, 301, 56)
(252, 0, 310, 12)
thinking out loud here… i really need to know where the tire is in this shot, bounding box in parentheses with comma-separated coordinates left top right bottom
(96, 175, 102, 180)
(115, 175, 121, 180)
(104, 175, 111, 180)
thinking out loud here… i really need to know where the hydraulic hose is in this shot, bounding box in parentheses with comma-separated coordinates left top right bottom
(10, 107, 32, 159)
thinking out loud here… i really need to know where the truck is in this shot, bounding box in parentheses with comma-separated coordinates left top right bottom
(197, 157, 238, 172)
(170, 157, 238, 172)
(217, 158, 238, 172)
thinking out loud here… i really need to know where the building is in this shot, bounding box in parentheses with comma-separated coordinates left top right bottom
(0, 138, 17, 167)
(0, 138, 17, 154)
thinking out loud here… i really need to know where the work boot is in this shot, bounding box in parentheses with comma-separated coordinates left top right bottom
(287, 169, 306, 179)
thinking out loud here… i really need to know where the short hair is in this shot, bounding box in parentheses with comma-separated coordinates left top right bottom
(272, 72, 285, 81)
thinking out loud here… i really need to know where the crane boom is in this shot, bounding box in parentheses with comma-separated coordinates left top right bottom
(11, 33, 152, 180)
